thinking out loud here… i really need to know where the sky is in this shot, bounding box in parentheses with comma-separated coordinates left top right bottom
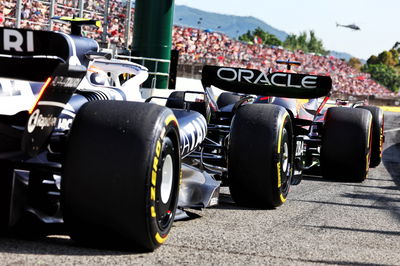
(174, 0, 400, 60)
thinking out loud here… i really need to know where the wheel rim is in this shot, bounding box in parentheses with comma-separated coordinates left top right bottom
(160, 154, 173, 204)
(282, 141, 289, 173)
(280, 127, 291, 195)
(155, 137, 178, 232)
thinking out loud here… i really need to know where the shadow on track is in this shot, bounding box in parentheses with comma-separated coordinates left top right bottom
(0, 235, 138, 256)
(292, 198, 400, 212)
(211, 193, 277, 211)
(304, 225, 400, 237)
(382, 143, 400, 187)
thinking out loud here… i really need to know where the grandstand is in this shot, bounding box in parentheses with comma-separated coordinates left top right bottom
(0, 0, 399, 100)
(0, 0, 133, 47)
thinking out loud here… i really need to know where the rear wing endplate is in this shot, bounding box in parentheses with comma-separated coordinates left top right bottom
(0, 27, 90, 156)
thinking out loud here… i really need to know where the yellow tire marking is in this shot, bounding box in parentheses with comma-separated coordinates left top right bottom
(153, 157, 159, 173)
(150, 186, 156, 201)
(156, 140, 161, 157)
(280, 193, 286, 203)
(366, 118, 372, 175)
(150, 138, 161, 217)
(149, 116, 177, 230)
(379, 125, 383, 158)
(277, 113, 288, 188)
(165, 114, 177, 126)
(379, 114, 385, 158)
(277, 162, 282, 188)
(150, 206, 156, 217)
(367, 118, 372, 150)
(155, 233, 168, 244)
(151, 170, 157, 187)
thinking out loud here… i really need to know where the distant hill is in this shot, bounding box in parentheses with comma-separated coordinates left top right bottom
(174, 5, 288, 41)
(329, 51, 353, 61)
(173, 5, 359, 61)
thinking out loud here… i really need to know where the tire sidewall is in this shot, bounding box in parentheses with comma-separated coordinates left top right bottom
(356, 106, 384, 167)
(228, 104, 293, 208)
(273, 114, 293, 205)
(146, 121, 180, 248)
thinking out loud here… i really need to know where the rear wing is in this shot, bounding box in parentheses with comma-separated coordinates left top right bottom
(0, 27, 98, 81)
(201, 65, 332, 99)
(0, 27, 94, 156)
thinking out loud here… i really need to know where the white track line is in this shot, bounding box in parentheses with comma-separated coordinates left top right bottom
(384, 127, 400, 133)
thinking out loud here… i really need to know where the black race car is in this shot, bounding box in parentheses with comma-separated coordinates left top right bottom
(168, 64, 384, 209)
(0, 23, 220, 251)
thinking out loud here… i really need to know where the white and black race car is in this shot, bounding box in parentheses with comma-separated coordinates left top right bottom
(0, 21, 219, 251)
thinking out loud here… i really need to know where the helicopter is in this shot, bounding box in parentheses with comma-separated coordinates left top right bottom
(336, 22, 360, 31)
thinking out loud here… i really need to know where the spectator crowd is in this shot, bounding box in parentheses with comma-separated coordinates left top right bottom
(0, 0, 133, 46)
(0, 0, 397, 97)
(172, 26, 396, 97)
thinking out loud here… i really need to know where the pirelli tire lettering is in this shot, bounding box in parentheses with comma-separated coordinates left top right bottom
(62, 101, 181, 251)
(148, 114, 181, 246)
(275, 112, 293, 204)
(228, 104, 294, 208)
(379, 126, 384, 158)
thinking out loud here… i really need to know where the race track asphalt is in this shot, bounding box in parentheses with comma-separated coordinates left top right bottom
(0, 112, 399, 265)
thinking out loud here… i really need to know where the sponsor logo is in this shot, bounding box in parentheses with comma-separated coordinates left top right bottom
(56, 117, 73, 131)
(3, 29, 34, 52)
(27, 109, 57, 133)
(216, 67, 318, 89)
(180, 116, 207, 154)
(51, 76, 81, 88)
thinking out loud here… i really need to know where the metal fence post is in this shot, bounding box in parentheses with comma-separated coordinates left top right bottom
(49, 0, 55, 30)
(78, 0, 84, 17)
(16, 0, 22, 28)
(102, 0, 110, 45)
(124, 0, 132, 49)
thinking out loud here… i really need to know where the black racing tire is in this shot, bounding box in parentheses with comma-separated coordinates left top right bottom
(216, 92, 241, 109)
(228, 104, 293, 208)
(356, 106, 384, 168)
(0, 160, 13, 234)
(321, 107, 373, 182)
(62, 101, 181, 251)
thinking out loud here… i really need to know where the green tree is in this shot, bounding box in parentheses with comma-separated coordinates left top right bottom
(238, 30, 253, 43)
(283, 34, 297, 51)
(367, 50, 399, 66)
(389, 49, 399, 65)
(377, 51, 397, 66)
(348, 57, 362, 71)
(282, 31, 328, 55)
(362, 64, 400, 92)
(367, 55, 379, 65)
(265, 34, 282, 46)
(238, 27, 282, 46)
